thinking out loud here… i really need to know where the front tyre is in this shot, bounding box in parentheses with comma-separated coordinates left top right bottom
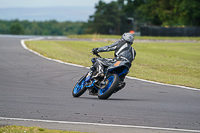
(98, 73, 120, 99)
(72, 76, 87, 97)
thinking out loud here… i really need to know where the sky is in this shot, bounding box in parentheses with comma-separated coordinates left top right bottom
(0, 0, 117, 22)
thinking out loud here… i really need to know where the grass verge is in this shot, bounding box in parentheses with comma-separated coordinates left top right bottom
(25, 40, 200, 89)
(68, 34, 200, 41)
(0, 125, 86, 133)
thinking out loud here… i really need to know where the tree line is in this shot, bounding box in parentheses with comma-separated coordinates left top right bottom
(0, 0, 199, 35)
(84, 0, 200, 35)
(0, 19, 84, 35)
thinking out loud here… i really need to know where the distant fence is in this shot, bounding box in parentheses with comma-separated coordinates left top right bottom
(141, 26, 200, 36)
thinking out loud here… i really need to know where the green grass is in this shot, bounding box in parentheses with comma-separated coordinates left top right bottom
(68, 34, 200, 41)
(25, 40, 200, 89)
(0, 125, 87, 133)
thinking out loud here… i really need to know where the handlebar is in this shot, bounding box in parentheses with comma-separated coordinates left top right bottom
(96, 53, 102, 58)
(90, 51, 102, 58)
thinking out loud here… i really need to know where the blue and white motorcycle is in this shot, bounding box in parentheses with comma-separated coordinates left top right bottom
(72, 52, 131, 99)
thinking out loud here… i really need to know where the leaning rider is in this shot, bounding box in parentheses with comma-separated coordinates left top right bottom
(91, 32, 136, 86)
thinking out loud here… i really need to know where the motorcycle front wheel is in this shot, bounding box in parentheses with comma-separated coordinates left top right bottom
(98, 73, 120, 99)
(72, 75, 87, 97)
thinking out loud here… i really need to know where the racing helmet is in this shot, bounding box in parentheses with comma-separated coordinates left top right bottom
(121, 33, 134, 44)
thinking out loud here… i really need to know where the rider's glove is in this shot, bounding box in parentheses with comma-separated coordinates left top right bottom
(92, 48, 99, 55)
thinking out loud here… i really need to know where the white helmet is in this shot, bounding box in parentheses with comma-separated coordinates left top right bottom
(121, 33, 134, 44)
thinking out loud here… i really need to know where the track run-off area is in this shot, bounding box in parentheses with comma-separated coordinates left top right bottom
(0, 35, 200, 133)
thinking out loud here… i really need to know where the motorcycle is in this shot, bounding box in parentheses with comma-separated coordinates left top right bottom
(72, 52, 131, 99)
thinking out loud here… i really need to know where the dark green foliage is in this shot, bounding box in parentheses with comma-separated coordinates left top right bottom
(84, 0, 200, 35)
(10, 23, 24, 35)
(0, 19, 84, 35)
(85, 1, 130, 35)
(135, 0, 200, 26)
(1, 0, 199, 35)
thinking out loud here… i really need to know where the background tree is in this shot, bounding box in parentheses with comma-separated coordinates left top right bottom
(10, 23, 24, 35)
(84, 0, 200, 35)
(85, 1, 125, 34)
(176, 0, 200, 26)
(87, 1, 115, 34)
(136, 0, 200, 26)
(0, 19, 84, 35)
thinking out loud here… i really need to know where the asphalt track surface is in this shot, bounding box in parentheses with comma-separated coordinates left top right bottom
(0, 36, 200, 132)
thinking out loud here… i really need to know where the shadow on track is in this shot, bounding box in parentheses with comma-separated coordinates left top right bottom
(78, 96, 153, 102)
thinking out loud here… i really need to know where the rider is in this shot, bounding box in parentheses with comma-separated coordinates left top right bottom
(91, 32, 136, 80)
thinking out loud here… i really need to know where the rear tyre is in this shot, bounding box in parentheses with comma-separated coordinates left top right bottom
(98, 73, 120, 99)
(72, 76, 87, 97)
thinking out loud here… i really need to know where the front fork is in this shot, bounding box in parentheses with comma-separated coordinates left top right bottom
(84, 70, 98, 89)
(85, 71, 92, 82)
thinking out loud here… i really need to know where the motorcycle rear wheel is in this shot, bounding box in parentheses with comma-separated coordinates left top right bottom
(72, 76, 87, 97)
(98, 73, 120, 99)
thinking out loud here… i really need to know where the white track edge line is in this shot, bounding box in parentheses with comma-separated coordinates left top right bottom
(21, 38, 199, 91)
(1, 117, 200, 133)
